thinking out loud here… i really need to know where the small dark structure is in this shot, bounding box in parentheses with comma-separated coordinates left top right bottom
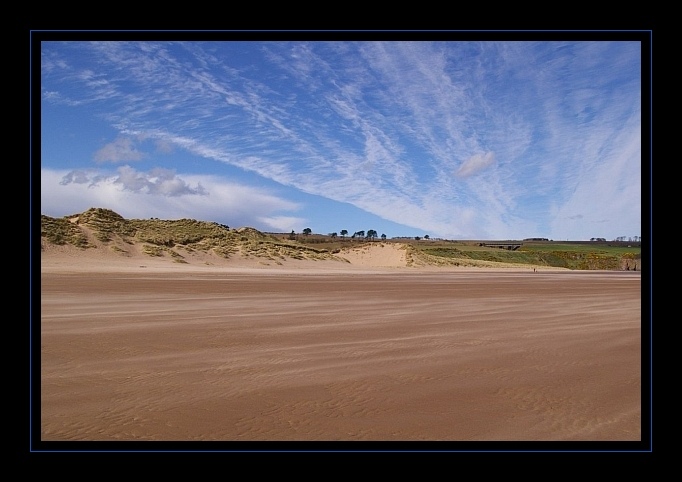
(479, 242, 522, 251)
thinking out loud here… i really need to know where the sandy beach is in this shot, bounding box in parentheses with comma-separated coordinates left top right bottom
(38, 246, 643, 445)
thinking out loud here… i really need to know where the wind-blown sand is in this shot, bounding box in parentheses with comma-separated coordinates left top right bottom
(38, 245, 643, 445)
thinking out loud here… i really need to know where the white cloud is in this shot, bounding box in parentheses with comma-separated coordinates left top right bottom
(257, 216, 308, 233)
(59, 170, 92, 185)
(41, 168, 303, 231)
(93, 137, 145, 164)
(547, 123, 641, 241)
(456, 152, 497, 178)
(154, 139, 175, 154)
(113, 166, 207, 196)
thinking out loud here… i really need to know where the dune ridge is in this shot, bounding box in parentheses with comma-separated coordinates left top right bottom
(40, 208, 571, 272)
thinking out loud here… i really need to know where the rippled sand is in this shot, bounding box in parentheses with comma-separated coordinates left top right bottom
(40, 264, 642, 444)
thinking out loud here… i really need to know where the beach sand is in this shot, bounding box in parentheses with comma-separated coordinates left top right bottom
(39, 246, 643, 443)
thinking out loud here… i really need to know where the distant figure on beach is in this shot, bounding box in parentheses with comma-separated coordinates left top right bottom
(533, 268, 536, 273)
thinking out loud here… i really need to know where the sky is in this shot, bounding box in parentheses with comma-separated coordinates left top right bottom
(38, 34, 646, 241)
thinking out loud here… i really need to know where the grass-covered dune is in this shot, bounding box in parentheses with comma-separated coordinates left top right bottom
(40, 207, 642, 270)
(40, 207, 347, 265)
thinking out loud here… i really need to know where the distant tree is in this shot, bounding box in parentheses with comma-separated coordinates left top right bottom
(367, 229, 377, 241)
(424, 234, 430, 240)
(330, 232, 337, 238)
(415, 236, 421, 241)
(288, 230, 296, 240)
(381, 233, 386, 241)
(340, 229, 348, 238)
(356, 230, 365, 238)
(303, 228, 312, 236)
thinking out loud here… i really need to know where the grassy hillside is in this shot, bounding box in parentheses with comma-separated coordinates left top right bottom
(40, 208, 642, 270)
(411, 242, 641, 270)
(40, 208, 348, 264)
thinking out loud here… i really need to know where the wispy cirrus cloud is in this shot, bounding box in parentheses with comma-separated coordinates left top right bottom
(41, 39, 643, 240)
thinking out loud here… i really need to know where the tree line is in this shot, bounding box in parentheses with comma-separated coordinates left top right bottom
(289, 228, 431, 242)
(290, 228, 385, 241)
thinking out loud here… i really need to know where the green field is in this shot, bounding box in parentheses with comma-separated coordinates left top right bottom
(410, 240, 641, 270)
(290, 235, 641, 270)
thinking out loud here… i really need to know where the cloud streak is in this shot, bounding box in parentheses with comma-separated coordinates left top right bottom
(456, 152, 496, 178)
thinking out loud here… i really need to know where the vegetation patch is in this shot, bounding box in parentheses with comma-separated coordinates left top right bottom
(78, 207, 136, 242)
(413, 241, 640, 270)
(142, 245, 164, 257)
(41, 215, 90, 248)
(168, 250, 184, 259)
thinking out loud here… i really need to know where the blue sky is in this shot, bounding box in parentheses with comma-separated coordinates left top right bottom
(39, 34, 646, 241)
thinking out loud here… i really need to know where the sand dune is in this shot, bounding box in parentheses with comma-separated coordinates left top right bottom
(38, 247, 643, 445)
(336, 242, 408, 267)
(40, 239, 555, 274)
